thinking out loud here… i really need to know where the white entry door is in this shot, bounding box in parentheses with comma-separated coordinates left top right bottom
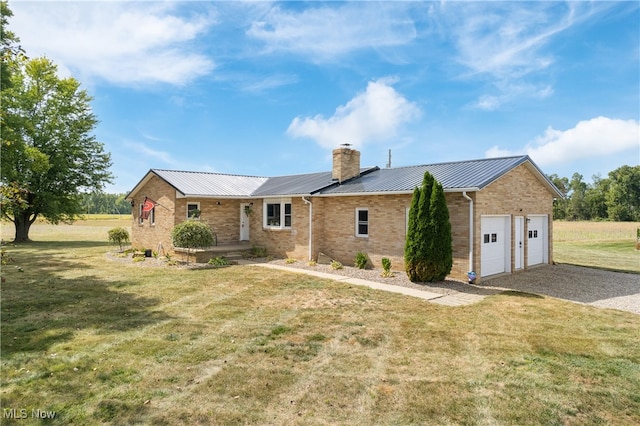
(515, 216, 524, 270)
(481, 216, 510, 277)
(240, 203, 251, 241)
(527, 215, 546, 266)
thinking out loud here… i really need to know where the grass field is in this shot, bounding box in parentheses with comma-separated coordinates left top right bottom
(1, 218, 639, 425)
(553, 221, 640, 273)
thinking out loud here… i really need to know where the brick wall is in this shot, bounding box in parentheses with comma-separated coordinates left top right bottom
(308, 193, 472, 281)
(250, 197, 311, 260)
(131, 176, 177, 254)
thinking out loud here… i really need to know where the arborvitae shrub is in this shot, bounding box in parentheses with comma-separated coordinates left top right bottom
(404, 171, 453, 282)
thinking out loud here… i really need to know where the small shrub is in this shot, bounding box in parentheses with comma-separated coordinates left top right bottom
(1, 248, 14, 265)
(108, 227, 130, 252)
(355, 252, 368, 269)
(208, 256, 229, 267)
(250, 246, 268, 258)
(331, 260, 343, 270)
(133, 256, 145, 263)
(171, 221, 214, 264)
(285, 258, 297, 264)
(307, 260, 317, 267)
(381, 257, 393, 278)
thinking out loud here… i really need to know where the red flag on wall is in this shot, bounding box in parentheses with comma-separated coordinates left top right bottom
(141, 197, 156, 220)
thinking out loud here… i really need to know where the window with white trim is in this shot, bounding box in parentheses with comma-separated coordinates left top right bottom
(187, 202, 201, 219)
(356, 208, 369, 237)
(263, 199, 292, 229)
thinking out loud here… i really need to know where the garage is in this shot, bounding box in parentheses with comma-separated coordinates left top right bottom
(527, 215, 547, 266)
(481, 216, 510, 277)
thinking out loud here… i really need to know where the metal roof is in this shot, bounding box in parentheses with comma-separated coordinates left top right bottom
(319, 156, 562, 196)
(151, 169, 268, 197)
(127, 155, 562, 200)
(251, 167, 378, 197)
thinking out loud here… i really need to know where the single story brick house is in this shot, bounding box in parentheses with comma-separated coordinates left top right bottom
(126, 147, 562, 282)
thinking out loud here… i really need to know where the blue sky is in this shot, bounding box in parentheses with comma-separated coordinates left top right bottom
(9, 1, 640, 193)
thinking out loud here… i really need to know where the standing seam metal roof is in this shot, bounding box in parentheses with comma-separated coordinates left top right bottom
(251, 167, 378, 196)
(319, 156, 534, 194)
(129, 156, 560, 199)
(152, 169, 268, 197)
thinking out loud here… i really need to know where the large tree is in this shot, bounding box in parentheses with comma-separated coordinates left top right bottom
(1, 54, 112, 241)
(606, 165, 640, 221)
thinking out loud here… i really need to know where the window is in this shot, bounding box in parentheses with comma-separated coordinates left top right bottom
(484, 233, 497, 243)
(356, 208, 369, 237)
(528, 230, 538, 238)
(187, 202, 201, 219)
(139, 203, 155, 225)
(263, 199, 292, 229)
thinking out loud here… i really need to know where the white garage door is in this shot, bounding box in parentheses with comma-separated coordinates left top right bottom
(481, 216, 509, 277)
(527, 216, 546, 266)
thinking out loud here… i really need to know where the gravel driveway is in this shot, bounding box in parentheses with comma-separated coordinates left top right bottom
(482, 264, 640, 314)
(267, 260, 639, 315)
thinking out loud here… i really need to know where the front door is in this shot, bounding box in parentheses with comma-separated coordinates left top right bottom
(240, 203, 251, 241)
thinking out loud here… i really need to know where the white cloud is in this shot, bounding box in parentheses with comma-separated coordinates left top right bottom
(126, 142, 177, 167)
(440, 2, 608, 109)
(10, 2, 216, 86)
(486, 117, 640, 166)
(287, 79, 421, 149)
(247, 3, 416, 62)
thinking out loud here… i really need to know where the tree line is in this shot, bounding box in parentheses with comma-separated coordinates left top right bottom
(80, 192, 132, 215)
(549, 165, 640, 221)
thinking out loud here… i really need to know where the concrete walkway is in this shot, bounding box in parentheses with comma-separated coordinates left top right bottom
(243, 262, 485, 307)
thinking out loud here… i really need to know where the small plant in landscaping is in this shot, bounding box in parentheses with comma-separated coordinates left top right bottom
(381, 257, 393, 278)
(354, 252, 368, 269)
(249, 245, 268, 258)
(208, 256, 230, 267)
(285, 258, 297, 264)
(107, 227, 130, 252)
(331, 260, 343, 270)
(133, 256, 145, 263)
(307, 260, 317, 267)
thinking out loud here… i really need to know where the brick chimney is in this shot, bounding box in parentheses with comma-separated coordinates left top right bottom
(332, 144, 360, 183)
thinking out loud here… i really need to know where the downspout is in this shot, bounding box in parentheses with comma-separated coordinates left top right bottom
(302, 197, 313, 261)
(462, 191, 474, 274)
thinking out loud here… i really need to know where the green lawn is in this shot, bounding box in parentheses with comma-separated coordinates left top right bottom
(553, 221, 640, 273)
(1, 221, 639, 425)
